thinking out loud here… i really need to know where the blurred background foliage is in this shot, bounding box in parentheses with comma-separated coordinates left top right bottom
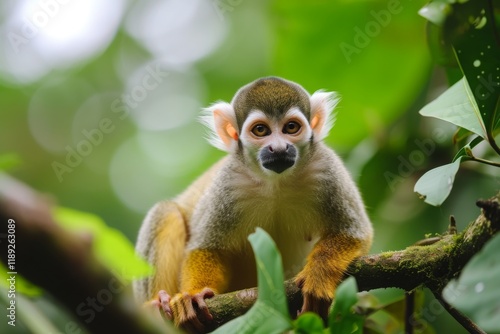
(0, 0, 498, 333)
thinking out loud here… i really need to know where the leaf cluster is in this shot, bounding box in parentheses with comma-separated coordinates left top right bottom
(415, 0, 500, 206)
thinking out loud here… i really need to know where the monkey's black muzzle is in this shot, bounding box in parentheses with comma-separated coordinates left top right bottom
(260, 144, 297, 174)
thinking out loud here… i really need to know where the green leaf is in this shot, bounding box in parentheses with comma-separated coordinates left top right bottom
(329, 277, 363, 334)
(443, 234, 500, 332)
(211, 228, 292, 334)
(452, 135, 483, 162)
(414, 158, 461, 206)
(419, 77, 486, 138)
(444, 0, 500, 135)
(53, 207, 152, 281)
(294, 312, 325, 334)
(364, 310, 401, 334)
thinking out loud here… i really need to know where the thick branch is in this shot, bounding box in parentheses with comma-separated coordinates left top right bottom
(0, 175, 498, 332)
(0, 175, 169, 334)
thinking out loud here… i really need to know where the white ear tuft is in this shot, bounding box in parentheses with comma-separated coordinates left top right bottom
(200, 101, 238, 152)
(309, 90, 340, 141)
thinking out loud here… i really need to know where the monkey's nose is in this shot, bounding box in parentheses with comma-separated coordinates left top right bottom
(260, 144, 297, 174)
(267, 143, 293, 153)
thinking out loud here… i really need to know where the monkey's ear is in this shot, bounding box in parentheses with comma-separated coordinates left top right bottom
(309, 91, 340, 141)
(200, 102, 239, 151)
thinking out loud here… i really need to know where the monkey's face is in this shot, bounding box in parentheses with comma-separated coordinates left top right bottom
(201, 77, 339, 177)
(239, 108, 313, 175)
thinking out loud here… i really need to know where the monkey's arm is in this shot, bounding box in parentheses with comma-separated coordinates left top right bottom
(295, 233, 366, 319)
(169, 248, 231, 332)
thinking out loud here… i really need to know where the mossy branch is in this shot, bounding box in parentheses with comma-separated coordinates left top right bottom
(0, 175, 498, 332)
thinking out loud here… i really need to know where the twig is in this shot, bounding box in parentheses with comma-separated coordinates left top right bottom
(430, 289, 487, 334)
(405, 291, 415, 334)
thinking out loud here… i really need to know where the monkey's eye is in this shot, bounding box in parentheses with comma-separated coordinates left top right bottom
(283, 121, 301, 134)
(251, 124, 271, 137)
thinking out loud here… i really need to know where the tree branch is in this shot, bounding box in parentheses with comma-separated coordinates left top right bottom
(0, 174, 170, 334)
(0, 174, 498, 332)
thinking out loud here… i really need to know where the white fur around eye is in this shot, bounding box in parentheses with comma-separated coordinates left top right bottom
(285, 108, 309, 125)
(240, 110, 268, 135)
(283, 107, 312, 137)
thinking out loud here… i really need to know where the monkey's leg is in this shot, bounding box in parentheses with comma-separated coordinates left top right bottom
(170, 249, 230, 333)
(295, 234, 364, 320)
(138, 202, 187, 322)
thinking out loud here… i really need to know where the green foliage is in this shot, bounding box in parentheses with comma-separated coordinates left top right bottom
(271, 0, 430, 148)
(329, 277, 364, 334)
(53, 207, 152, 281)
(415, 0, 500, 206)
(418, 78, 487, 139)
(414, 159, 461, 206)
(215, 231, 449, 334)
(443, 233, 500, 333)
(293, 313, 325, 334)
(211, 228, 292, 334)
(214, 229, 371, 333)
(1, 1, 495, 333)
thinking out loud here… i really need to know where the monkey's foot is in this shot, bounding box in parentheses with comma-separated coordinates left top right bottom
(298, 292, 332, 322)
(170, 287, 215, 333)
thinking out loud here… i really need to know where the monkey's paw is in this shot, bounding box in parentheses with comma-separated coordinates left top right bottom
(299, 292, 332, 322)
(147, 290, 173, 321)
(170, 287, 215, 333)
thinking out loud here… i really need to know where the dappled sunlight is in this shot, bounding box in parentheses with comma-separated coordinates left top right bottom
(124, 0, 226, 66)
(28, 76, 96, 153)
(124, 63, 205, 131)
(0, 0, 125, 83)
(109, 128, 210, 213)
(1, 0, 230, 215)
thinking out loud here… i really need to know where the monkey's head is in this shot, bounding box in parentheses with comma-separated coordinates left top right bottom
(202, 77, 339, 176)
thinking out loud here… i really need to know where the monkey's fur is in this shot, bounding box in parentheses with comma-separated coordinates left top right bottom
(134, 77, 373, 331)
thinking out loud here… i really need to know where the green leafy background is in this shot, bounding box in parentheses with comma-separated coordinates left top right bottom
(0, 0, 498, 333)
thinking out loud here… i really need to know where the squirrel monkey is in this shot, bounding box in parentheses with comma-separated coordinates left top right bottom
(134, 77, 373, 332)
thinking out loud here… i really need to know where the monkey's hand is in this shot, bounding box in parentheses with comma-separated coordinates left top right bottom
(295, 276, 333, 321)
(146, 290, 174, 321)
(295, 235, 365, 321)
(170, 287, 215, 333)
